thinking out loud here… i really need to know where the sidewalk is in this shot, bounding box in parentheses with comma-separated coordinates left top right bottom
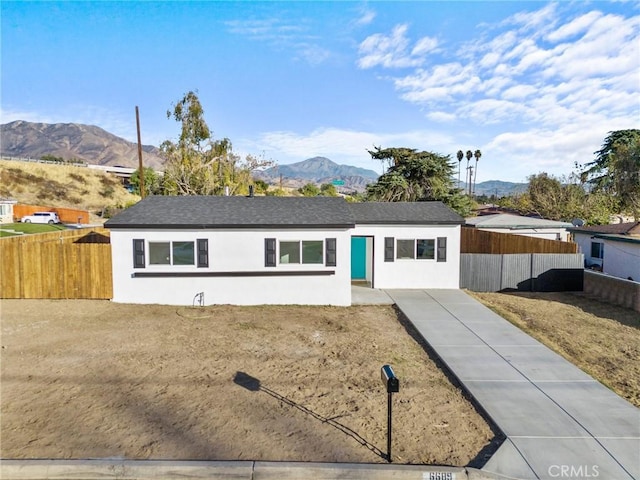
(386, 289, 640, 480)
(0, 459, 502, 480)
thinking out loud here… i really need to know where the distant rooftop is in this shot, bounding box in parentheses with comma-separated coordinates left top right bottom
(569, 222, 640, 236)
(465, 213, 573, 229)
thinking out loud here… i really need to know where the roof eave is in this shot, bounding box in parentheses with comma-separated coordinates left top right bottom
(105, 223, 356, 230)
(356, 220, 464, 226)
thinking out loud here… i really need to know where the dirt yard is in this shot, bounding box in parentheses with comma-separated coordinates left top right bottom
(0, 300, 495, 465)
(469, 291, 640, 407)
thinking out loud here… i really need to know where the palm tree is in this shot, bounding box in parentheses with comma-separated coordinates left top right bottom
(465, 150, 473, 195)
(473, 149, 482, 196)
(456, 150, 464, 189)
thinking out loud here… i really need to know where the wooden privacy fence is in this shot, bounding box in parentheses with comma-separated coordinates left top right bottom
(0, 228, 112, 299)
(13, 204, 90, 224)
(461, 227, 578, 254)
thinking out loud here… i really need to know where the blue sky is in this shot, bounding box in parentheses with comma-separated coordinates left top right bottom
(2, 1, 639, 183)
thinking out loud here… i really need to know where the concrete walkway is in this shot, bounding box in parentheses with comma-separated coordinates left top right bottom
(386, 289, 640, 480)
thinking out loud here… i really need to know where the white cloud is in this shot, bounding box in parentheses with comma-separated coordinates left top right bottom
(354, 6, 376, 26)
(1, 108, 55, 125)
(395, 63, 481, 103)
(501, 85, 537, 101)
(426, 111, 456, 123)
(295, 44, 332, 66)
(503, 2, 559, 35)
(225, 18, 308, 41)
(385, 6, 636, 137)
(357, 24, 438, 69)
(225, 17, 332, 66)
(545, 10, 603, 42)
(356, 3, 639, 181)
(411, 36, 439, 56)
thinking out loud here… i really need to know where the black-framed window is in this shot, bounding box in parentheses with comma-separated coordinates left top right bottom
(267, 238, 335, 266)
(149, 241, 194, 265)
(396, 239, 415, 259)
(134, 239, 208, 267)
(416, 239, 435, 259)
(279, 240, 323, 264)
(591, 242, 604, 259)
(396, 239, 436, 260)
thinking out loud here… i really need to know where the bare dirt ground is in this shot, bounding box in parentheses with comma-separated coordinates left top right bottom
(0, 300, 495, 465)
(469, 291, 640, 407)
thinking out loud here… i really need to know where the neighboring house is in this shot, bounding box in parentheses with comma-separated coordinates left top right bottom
(0, 199, 17, 224)
(105, 196, 464, 306)
(465, 213, 573, 241)
(570, 222, 640, 281)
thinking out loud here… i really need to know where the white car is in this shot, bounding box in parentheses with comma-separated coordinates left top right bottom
(21, 212, 61, 224)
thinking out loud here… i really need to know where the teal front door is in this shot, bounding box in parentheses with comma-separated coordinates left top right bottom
(351, 237, 366, 280)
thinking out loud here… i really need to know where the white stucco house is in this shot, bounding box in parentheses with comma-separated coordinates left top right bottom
(570, 222, 640, 281)
(465, 213, 573, 241)
(105, 196, 464, 306)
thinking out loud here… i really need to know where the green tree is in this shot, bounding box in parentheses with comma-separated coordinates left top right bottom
(365, 147, 472, 216)
(253, 179, 269, 194)
(500, 172, 615, 225)
(265, 187, 287, 196)
(298, 183, 320, 197)
(160, 91, 271, 195)
(456, 150, 464, 189)
(581, 129, 640, 217)
(320, 183, 338, 197)
(473, 149, 482, 195)
(129, 167, 161, 195)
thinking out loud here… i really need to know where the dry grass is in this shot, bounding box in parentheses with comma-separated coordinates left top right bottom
(469, 291, 640, 407)
(0, 160, 139, 219)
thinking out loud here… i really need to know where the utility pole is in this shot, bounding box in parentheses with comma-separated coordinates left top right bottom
(135, 106, 145, 198)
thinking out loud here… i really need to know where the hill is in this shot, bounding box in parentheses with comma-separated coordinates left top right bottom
(256, 157, 380, 192)
(460, 180, 527, 197)
(0, 120, 165, 169)
(0, 159, 139, 221)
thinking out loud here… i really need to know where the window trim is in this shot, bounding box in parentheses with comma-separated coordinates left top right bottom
(590, 241, 604, 259)
(278, 239, 325, 265)
(134, 239, 206, 268)
(416, 238, 435, 260)
(396, 239, 416, 260)
(394, 238, 437, 261)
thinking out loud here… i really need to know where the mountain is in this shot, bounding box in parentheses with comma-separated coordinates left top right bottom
(459, 180, 528, 197)
(0, 120, 165, 169)
(256, 156, 380, 192)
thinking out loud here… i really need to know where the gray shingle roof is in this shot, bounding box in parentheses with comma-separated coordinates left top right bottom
(105, 196, 465, 229)
(348, 201, 464, 225)
(105, 196, 355, 229)
(569, 222, 640, 235)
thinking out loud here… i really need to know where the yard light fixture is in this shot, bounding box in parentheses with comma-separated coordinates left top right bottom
(380, 364, 399, 462)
